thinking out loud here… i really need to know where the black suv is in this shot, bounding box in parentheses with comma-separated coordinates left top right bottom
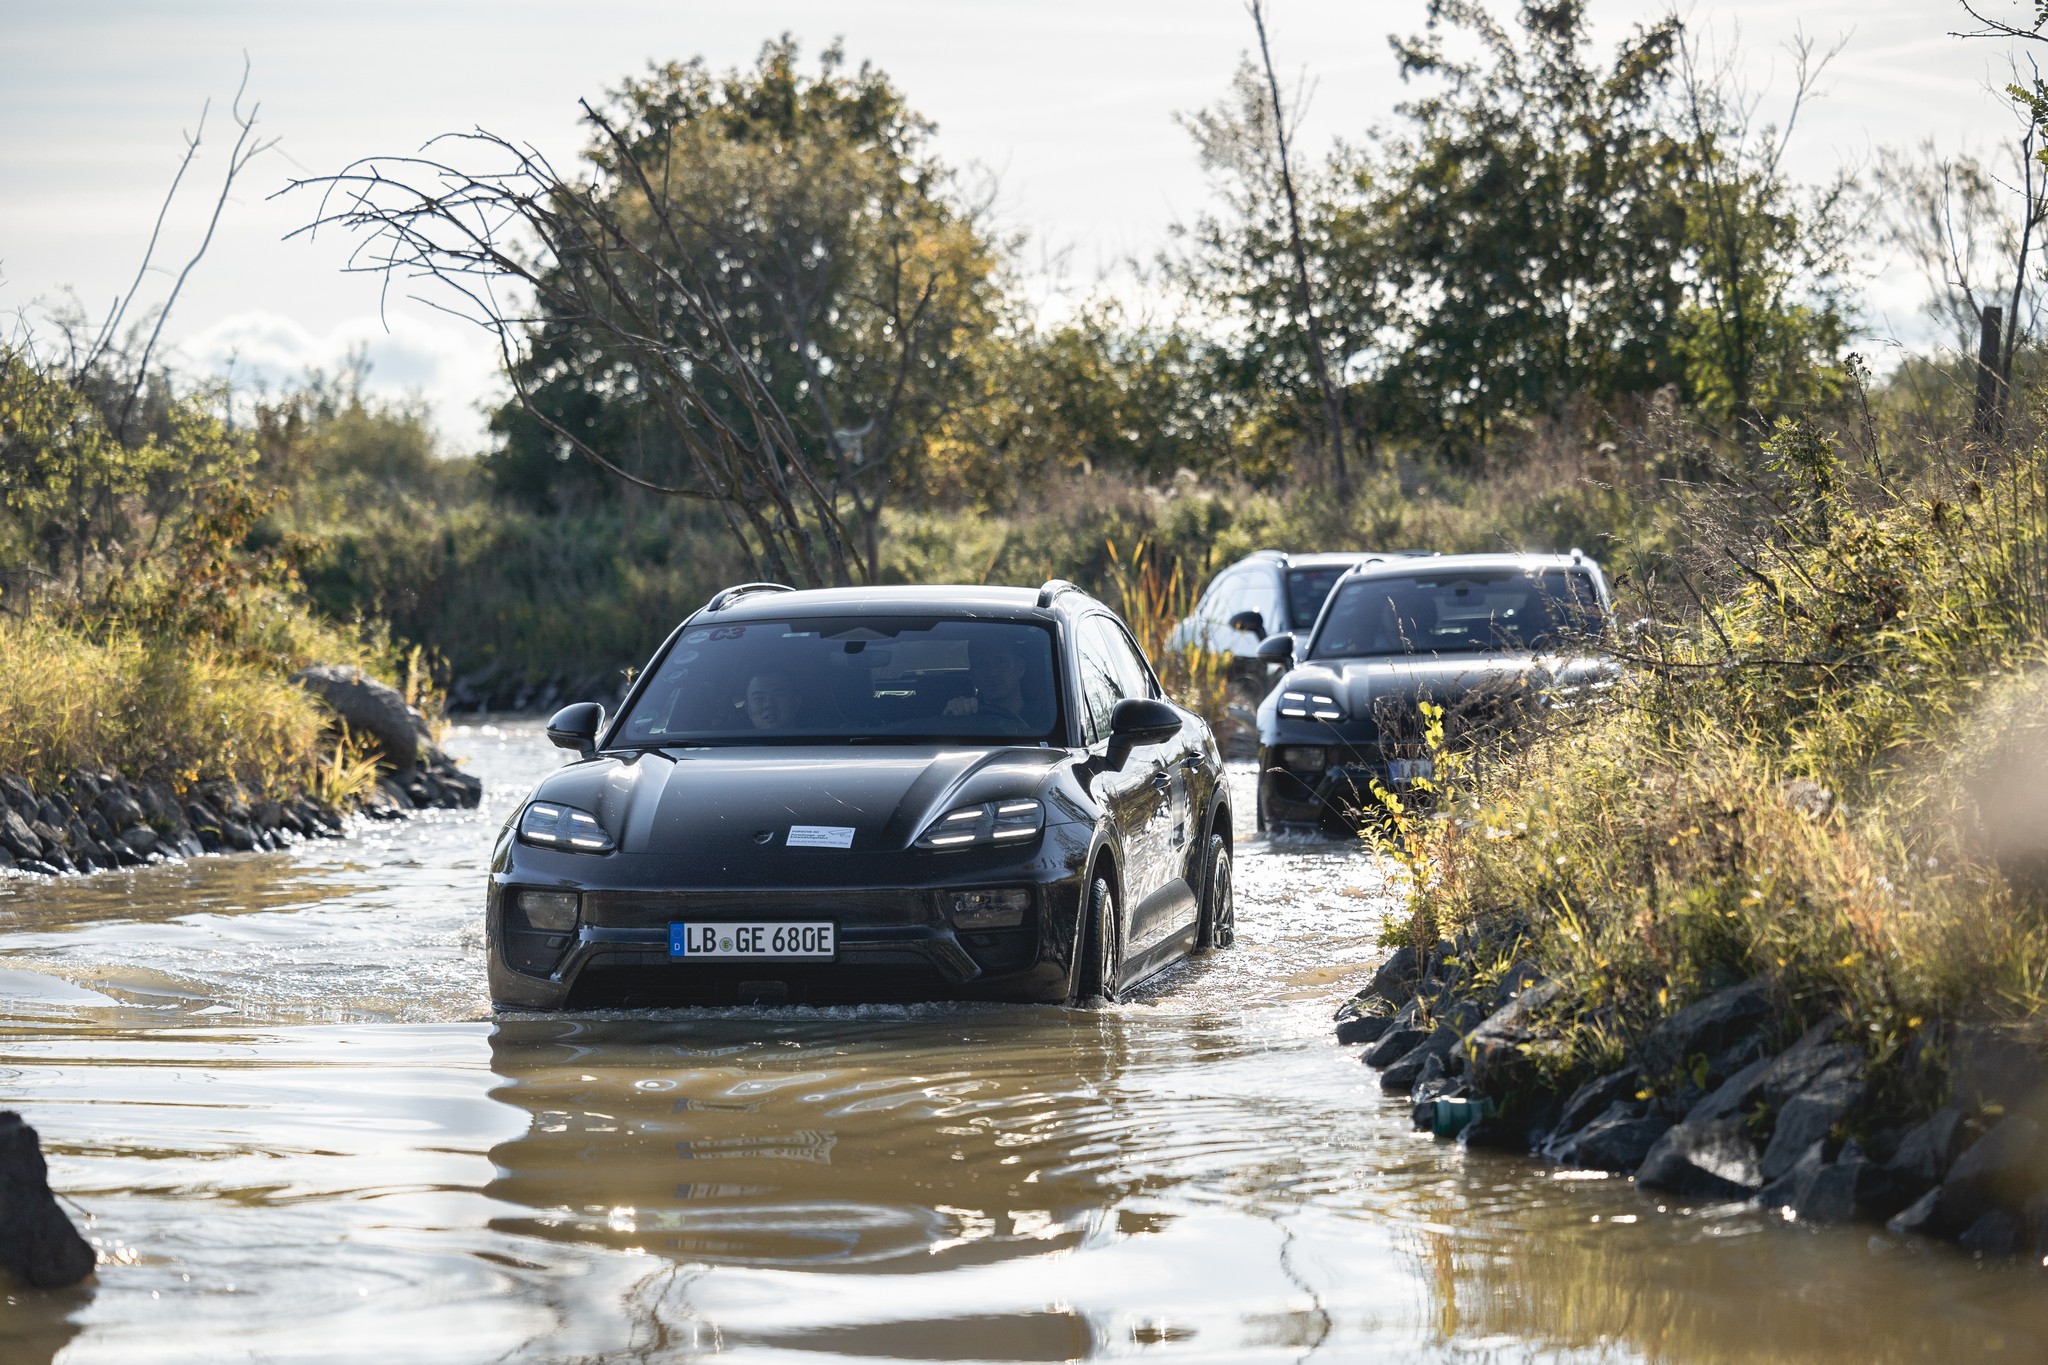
(1254, 552, 1614, 832)
(488, 581, 1236, 1009)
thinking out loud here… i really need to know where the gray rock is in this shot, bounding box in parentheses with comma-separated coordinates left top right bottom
(0, 846, 13, 873)
(0, 1111, 96, 1288)
(116, 827, 158, 857)
(1365, 1026, 1429, 1069)
(1551, 1069, 1641, 1144)
(96, 787, 144, 832)
(35, 798, 66, 830)
(1462, 979, 1565, 1097)
(290, 663, 436, 771)
(1947, 1027, 2048, 1120)
(1636, 979, 1774, 1086)
(1636, 1115, 1766, 1198)
(1335, 1011, 1393, 1046)
(0, 808, 39, 860)
(376, 776, 415, 811)
(1381, 1026, 1462, 1094)
(1887, 1187, 1941, 1235)
(1559, 1105, 1673, 1171)
(1959, 1209, 2023, 1256)
(1760, 1078, 1864, 1182)
(1934, 1115, 2047, 1236)
(1886, 1108, 1965, 1190)
(0, 774, 36, 818)
(1684, 1055, 1773, 1125)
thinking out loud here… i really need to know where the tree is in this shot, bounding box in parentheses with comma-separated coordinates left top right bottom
(1377, 0, 1688, 455)
(1672, 26, 1858, 437)
(1174, 49, 1388, 482)
(295, 39, 1004, 585)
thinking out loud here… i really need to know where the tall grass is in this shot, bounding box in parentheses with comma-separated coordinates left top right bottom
(1102, 538, 1230, 734)
(0, 613, 330, 798)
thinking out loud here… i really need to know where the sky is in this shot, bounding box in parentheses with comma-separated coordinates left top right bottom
(0, 0, 2033, 450)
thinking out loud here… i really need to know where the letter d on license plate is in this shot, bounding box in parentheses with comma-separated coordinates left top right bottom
(670, 922, 835, 959)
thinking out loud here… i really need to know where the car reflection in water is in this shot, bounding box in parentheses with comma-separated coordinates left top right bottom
(482, 1010, 1181, 1358)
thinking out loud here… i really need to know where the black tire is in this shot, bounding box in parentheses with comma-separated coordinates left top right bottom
(1197, 831, 1236, 951)
(1071, 874, 1122, 1004)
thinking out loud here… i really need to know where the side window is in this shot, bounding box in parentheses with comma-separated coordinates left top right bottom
(1097, 618, 1157, 703)
(1244, 569, 1283, 640)
(1075, 621, 1124, 745)
(1197, 570, 1248, 623)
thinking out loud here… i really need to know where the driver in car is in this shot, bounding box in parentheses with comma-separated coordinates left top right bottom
(744, 670, 803, 731)
(943, 638, 1029, 724)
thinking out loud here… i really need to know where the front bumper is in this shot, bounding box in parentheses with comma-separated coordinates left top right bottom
(1256, 743, 1434, 831)
(486, 835, 1091, 1008)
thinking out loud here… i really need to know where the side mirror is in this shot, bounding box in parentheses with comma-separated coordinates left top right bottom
(1255, 633, 1296, 667)
(546, 701, 605, 756)
(1227, 609, 1267, 640)
(1108, 697, 1182, 749)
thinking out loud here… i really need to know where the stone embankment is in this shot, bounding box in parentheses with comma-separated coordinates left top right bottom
(1339, 938, 2048, 1259)
(0, 666, 481, 878)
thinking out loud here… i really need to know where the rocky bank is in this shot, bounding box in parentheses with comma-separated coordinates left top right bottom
(0, 665, 481, 878)
(1339, 936, 2048, 1260)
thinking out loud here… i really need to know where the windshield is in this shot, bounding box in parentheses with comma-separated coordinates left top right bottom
(1285, 565, 1354, 631)
(1311, 569, 1604, 659)
(615, 616, 1063, 745)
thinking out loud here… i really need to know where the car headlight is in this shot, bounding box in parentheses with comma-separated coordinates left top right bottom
(1278, 689, 1344, 721)
(518, 801, 615, 853)
(915, 798, 1044, 850)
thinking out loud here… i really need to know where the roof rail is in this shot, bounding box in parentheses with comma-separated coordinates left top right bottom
(704, 582, 794, 612)
(1036, 579, 1083, 609)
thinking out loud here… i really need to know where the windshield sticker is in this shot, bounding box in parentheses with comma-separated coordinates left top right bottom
(787, 825, 856, 849)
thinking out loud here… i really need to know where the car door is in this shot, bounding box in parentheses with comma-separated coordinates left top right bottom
(1076, 616, 1169, 971)
(1087, 615, 1197, 956)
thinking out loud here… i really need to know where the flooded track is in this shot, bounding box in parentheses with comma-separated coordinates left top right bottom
(3, 720, 2047, 1363)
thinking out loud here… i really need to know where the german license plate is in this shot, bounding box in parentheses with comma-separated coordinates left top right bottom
(1387, 758, 1434, 782)
(669, 922, 835, 959)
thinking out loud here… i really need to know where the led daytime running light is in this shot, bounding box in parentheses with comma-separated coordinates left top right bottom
(916, 798, 1045, 850)
(518, 801, 616, 854)
(1277, 689, 1344, 722)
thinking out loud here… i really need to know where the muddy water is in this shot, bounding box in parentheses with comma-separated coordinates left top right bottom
(2, 722, 2046, 1363)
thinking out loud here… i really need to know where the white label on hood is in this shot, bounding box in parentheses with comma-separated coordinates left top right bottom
(787, 825, 856, 849)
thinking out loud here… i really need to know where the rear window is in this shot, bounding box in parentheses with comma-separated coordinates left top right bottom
(1311, 569, 1604, 659)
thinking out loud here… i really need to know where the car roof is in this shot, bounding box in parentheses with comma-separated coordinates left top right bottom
(1334, 550, 1601, 581)
(694, 583, 1096, 624)
(1237, 549, 1401, 572)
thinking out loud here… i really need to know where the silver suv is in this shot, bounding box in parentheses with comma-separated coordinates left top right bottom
(1169, 550, 1403, 754)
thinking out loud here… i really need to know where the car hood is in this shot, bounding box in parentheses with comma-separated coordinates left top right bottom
(1271, 652, 1612, 741)
(524, 744, 1075, 866)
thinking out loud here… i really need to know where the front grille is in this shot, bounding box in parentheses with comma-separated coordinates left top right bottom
(582, 889, 934, 930)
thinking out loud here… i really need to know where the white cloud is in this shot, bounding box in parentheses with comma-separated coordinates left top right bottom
(172, 311, 505, 453)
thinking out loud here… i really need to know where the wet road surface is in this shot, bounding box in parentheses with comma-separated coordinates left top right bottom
(2, 720, 2045, 1363)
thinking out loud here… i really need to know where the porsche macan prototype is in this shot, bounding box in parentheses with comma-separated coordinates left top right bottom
(487, 581, 1235, 1008)
(1255, 551, 1615, 833)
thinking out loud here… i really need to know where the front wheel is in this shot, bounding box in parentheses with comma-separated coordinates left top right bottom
(1070, 875, 1122, 1005)
(1197, 832, 1235, 951)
